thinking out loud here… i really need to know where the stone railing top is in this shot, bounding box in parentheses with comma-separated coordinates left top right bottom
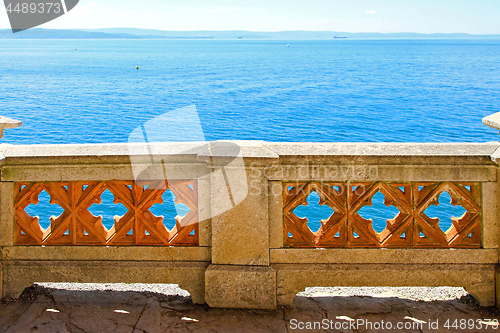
(0, 142, 207, 157)
(0, 141, 498, 166)
(483, 112, 500, 132)
(0, 116, 22, 139)
(262, 142, 500, 157)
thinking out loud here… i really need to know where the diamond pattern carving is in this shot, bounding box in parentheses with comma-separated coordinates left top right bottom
(284, 182, 346, 247)
(414, 182, 480, 248)
(284, 181, 482, 248)
(14, 180, 199, 246)
(15, 183, 45, 245)
(42, 182, 107, 245)
(348, 182, 412, 248)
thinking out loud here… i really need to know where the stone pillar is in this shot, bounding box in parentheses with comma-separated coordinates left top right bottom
(0, 116, 22, 298)
(480, 178, 500, 308)
(201, 141, 279, 309)
(482, 112, 500, 309)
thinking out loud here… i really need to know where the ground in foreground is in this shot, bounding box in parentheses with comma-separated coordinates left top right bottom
(1, 284, 499, 332)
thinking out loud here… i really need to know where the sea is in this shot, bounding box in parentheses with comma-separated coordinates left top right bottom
(1, 38, 500, 234)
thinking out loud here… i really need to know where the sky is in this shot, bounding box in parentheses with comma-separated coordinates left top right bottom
(1, 0, 500, 34)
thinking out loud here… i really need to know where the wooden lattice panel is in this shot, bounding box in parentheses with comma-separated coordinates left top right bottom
(284, 181, 482, 248)
(14, 180, 199, 246)
(284, 182, 347, 247)
(348, 182, 412, 248)
(414, 182, 481, 248)
(15, 183, 45, 245)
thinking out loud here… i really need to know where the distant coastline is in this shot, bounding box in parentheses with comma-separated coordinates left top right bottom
(1, 28, 500, 39)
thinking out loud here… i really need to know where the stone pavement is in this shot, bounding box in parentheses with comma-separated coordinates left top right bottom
(0, 284, 499, 333)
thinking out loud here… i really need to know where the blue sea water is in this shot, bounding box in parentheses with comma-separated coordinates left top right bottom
(1, 39, 500, 144)
(1, 39, 500, 236)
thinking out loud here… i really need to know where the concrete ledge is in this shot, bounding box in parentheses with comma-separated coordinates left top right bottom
(270, 249, 499, 264)
(5, 164, 496, 182)
(0, 141, 279, 166)
(1, 260, 208, 303)
(1, 163, 210, 182)
(264, 142, 499, 165)
(0, 142, 206, 160)
(263, 164, 497, 182)
(205, 265, 276, 309)
(1, 142, 498, 166)
(265, 142, 500, 157)
(0, 116, 22, 139)
(1, 140, 500, 309)
(483, 112, 500, 131)
(274, 263, 496, 307)
(1, 246, 211, 262)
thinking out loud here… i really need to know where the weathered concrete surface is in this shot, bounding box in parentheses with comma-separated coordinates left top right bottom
(210, 165, 271, 266)
(205, 265, 277, 309)
(483, 112, 500, 131)
(1, 141, 498, 165)
(274, 264, 496, 308)
(0, 116, 22, 139)
(270, 249, 499, 264)
(1, 246, 211, 262)
(1, 261, 208, 305)
(262, 164, 497, 182)
(1, 285, 499, 333)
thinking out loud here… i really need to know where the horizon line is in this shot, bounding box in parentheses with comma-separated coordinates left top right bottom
(3, 27, 500, 35)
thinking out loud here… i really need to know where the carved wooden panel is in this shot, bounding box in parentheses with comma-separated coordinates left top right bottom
(348, 182, 413, 248)
(15, 183, 45, 245)
(14, 180, 199, 246)
(284, 182, 347, 247)
(414, 182, 481, 248)
(284, 181, 482, 248)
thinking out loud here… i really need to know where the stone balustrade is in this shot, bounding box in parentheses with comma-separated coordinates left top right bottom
(0, 138, 499, 310)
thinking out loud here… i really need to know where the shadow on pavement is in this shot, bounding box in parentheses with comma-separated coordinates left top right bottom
(0, 284, 499, 332)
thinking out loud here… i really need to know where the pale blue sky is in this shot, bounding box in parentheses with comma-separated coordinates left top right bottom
(1, 0, 500, 33)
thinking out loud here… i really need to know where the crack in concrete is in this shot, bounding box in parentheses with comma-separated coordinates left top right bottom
(309, 297, 329, 319)
(3, 302, 32, 332)
(131, 298, 149, 332)
(281, 306, 290, 333)
(450, 301, 476, 315)
(5, 293, 57, 333)
(3, 287, 51, 332)
(184, 322, 194, 333)
(67, 321, 88, 333)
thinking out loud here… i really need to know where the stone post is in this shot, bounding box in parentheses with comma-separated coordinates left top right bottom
(0, 116, 22, 298)
(482, 112, 500, 309)
(200, 141, 279, 309)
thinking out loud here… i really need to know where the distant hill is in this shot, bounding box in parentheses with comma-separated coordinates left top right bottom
(83, 28, 500, 39)
(0, 28, 143, 39)
(1, 28, 499, 39)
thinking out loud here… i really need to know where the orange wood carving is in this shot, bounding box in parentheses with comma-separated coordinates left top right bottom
(14, 180, 199, 246)
(15, 183, 45, 245)
(284, 181, 482, 248)
(284, 182, 347, 247)
(348, 182, 412, 248)
(414, 182, 481, 248)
